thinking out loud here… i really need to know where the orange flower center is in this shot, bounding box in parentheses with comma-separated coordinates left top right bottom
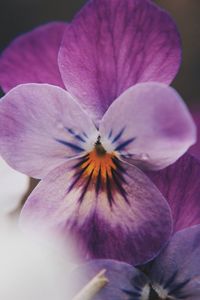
(81, 142, 116, 181)
(69, 136, 128, 205)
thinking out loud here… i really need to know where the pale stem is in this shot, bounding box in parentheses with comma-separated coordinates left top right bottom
(72, 269, 108, 300)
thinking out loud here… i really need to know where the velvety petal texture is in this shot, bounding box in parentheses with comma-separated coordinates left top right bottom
(70, 259, 149, 300)
(20, 158, 172, 265)
(0, 84, 98, 178)
(189, 111, 200, 159)
(71, 227, 200, 299)
(59, 0, 181, 121)
(147, 154, 200, 232)
(148, 225, 200, 299)
(100, 83, 196, 170)
(0, 22, 66, 92)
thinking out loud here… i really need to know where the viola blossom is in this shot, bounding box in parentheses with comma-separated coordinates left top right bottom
(0, 0, 196, 265)
(72, 225, 200, 300)
(0, 82, 196, 265)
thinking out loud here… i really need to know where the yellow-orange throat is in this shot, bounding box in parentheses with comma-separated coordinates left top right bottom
(69, 137, 128, 205)
(81, 140, 116, 181)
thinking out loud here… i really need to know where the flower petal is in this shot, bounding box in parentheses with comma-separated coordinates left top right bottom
(0, 22, 66, 92)
(146, 154, 200, 232)
(59, 0, 181, 122)
(70, 259, 149, 300)
(20, 158, 172, 265)
(0, 84, 97, 178)
(99, 83, 196, 170)
(189, 110, 200, 159)
(148, 225, 200, 300)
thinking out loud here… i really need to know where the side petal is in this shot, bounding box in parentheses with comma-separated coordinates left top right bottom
(148, 225, 200, 300)
(0, 84, 98, 179)
(59, 0, 181, 122)
(146, 154, 200, 232)
(0, 22, 66, 92)
(99, 83, 196, 170)
(20, 158, 172, 266)
(70, 259, 149, 300)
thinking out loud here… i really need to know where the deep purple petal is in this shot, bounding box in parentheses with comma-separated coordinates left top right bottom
(148, 225, 200, 299)
(59, 0, 181, 122)
(0, 84, 97, 179)
(0, 22, 66, 92)
(146, 154, 200, 232)
(189, 111, 200, 160)
(99, 83, 196, 170)
(20, 158, 172, 265)
(70, 259, 149, 300)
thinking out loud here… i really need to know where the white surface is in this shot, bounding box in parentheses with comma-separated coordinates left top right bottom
(0, 220, 79, 300)
(0, 158, 29, 214)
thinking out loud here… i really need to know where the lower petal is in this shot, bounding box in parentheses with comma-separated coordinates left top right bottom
(20, 158, 172, 266)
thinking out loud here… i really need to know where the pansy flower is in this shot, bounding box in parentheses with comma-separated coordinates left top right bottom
(71, 225, 200, 299)
(0, 83, 195, 265)
(0, 0, 196, 265)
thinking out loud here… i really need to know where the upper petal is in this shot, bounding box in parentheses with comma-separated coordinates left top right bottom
(146, 154, 200, 232)
(0, 22, 66, 92)
(20, 157, 172, 266)
(0, 84, 98, 179)
(99, 82, 196, 170)
(70, 259, 149, 300)
(58, 0, 181, 122)
(148, 225, 200, 300)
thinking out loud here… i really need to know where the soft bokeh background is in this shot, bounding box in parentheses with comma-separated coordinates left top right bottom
(0, 0, 199, 106)
(0, 0, 199, 211)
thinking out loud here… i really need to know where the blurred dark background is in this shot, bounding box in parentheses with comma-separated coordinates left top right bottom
(0, 0, 199, 106)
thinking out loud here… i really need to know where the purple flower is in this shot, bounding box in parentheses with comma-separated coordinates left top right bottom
(0, 82, 195, 265)
(71, 225, 200, 299)
(0, 0, 181, 124)
(189, 110, 200, 160)
(0, 0, 196, 265)
(146, 153, 200, 233)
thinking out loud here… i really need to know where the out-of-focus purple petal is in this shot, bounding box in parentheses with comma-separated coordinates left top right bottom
(0, 22, 66, 92)
(59, 0, 181, 122)
(148, 225, 200, 299)
(0, 84, 97, 179)
(20, 158, 172, 265)
(146, 154, 200, 232)
(100, 83, 196, 170)
(70, 259, 149, 300)
(189, 111, 200, 159)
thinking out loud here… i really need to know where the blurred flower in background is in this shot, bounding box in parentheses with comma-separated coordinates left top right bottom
(0, 218, 80, 300)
